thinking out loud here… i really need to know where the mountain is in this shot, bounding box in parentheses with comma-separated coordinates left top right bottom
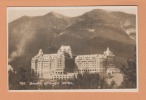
(8, 9, 136, 70)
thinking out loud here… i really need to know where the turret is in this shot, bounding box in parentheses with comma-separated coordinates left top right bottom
(103, 47, 114, 57)
(37, 49, 43, 56)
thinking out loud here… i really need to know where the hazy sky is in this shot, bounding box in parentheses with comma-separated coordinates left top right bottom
(7, 6, 137, 23)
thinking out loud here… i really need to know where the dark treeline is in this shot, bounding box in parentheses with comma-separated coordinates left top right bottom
(119, 47, 137, 88)
(9, 69, 117, 90)
(9, 68, 39, 90)
(40, 72, 117, 89)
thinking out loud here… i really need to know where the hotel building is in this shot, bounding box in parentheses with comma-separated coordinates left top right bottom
(75, 47, 119, 74)
(31, 45, 119, 80)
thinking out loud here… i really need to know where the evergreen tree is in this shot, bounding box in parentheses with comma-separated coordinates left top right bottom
(109, 80, 117, 89)
(8, 69, 15, 89)
(72, 71, 109, 89)
(119, 48, 137, 88)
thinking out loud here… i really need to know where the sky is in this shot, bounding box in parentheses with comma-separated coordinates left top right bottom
(7, 6, 137, 23)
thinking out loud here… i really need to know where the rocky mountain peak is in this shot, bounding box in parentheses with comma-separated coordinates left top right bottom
(44, 11, 68, 19)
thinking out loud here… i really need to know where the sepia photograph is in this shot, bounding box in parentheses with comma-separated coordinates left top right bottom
(7, 6, 138, 91)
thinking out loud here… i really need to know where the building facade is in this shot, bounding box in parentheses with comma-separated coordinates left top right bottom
(75, 54, 106, 73)
(31, 46, 118, 80)
(31, 45, 76, 79)
(75, 47, 117, 74)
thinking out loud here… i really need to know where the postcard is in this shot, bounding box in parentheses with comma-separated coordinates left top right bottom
(0, 0, 146, 100)
(7, 6, 138, 91)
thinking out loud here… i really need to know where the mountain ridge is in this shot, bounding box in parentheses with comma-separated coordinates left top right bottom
(8, 9, 136, 70)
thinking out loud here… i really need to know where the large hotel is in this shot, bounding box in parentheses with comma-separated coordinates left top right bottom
(31, 45, 120, 80)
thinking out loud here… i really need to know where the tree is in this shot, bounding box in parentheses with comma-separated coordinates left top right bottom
(71, 71, 109, 89)
(27, 69, 39, 90)
(8, 69, 15, 89)
(109, 80, 117, 89)
(119, 48, 137, 88)
(29, 69, 39, 83)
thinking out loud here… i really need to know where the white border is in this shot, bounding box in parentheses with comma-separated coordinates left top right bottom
(136, 5, 139, 92)
(7, 6, 138, 92)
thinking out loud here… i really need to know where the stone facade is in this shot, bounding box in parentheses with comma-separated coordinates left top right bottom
(75, 47, 117, 74)
(31, 46, 118, 79)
